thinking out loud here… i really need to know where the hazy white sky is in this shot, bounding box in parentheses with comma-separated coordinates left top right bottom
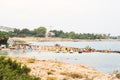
(0, 0, 120, 36)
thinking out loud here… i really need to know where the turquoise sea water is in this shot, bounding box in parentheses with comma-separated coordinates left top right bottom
(0, 41, 120, 73)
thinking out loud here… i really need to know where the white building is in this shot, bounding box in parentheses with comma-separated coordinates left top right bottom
(46, 32, 55, 37)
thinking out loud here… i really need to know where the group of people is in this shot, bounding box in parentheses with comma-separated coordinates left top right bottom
(13, 44, 80, 53)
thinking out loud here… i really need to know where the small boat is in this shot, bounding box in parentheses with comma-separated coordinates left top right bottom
(78, 51, 82, 54)
(56, 49, 60, 53)
(69, 49, 74, 53)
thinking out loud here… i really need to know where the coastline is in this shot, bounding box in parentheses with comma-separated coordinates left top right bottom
(7, 37, 120, 53)
(2, 37, 119, 79)
(5, 56, 116, 80)
(9, 37, 120, 42)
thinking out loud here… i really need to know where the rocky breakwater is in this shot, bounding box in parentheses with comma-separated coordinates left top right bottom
(10, 56, 118, 80)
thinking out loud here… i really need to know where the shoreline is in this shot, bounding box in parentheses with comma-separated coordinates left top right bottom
(7, 37, 120, 53)
(9, 37, 120, 42)
(5, 56, 116, 80)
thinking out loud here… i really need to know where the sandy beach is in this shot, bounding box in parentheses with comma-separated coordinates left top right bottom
(3, 37, 119, 80)
(5, 56, 118, 80)
(9, 37, 120, 42)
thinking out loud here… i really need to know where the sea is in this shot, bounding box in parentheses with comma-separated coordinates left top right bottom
(0, 41, 120, 73)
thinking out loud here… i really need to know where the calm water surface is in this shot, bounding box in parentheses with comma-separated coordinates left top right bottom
(29, 41, 120, 51)
(0, 41, 120, 73)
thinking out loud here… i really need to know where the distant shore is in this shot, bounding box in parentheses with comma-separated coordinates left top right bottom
(9, 37, 120, 42)
(7, 37, 120, 53)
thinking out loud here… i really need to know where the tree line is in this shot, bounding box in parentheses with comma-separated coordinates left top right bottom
(8, 26, 47, 37)
(49, 30, 116, 39)
(0, 26, 119, 40)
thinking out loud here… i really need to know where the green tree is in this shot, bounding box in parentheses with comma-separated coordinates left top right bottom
(19, 28, 31, 37)
(50, 30, 65, 37)
(68, 32, 76, 39)
(35, 26, 47, 37)
(13, 28, 20, 37)
(29, 29, 37, 37)
(0, 31, 9, 45)
(8, 31, 15, 37)
(20, 28, 30, 34)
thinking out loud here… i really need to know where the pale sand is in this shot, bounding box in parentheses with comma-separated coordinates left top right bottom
(6, 56, 118, 80)
(9, 37, 120, 42)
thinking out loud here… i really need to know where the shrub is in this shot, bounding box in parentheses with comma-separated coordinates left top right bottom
(27, 58, 35, 63)
(61, 72, 83, 79)
(0, 56, 41, 80)
(57, 63, 62, 67)
(47, 76, 57, 80)
(47, 70, 54, 75)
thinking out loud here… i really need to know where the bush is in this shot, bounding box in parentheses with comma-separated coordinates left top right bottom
(0, 56, 41, 80)
(61, 72, 83, 79)
(47, 70, 54, 75)
(47, 76, 57, 80)
(27, 58, 35, 63)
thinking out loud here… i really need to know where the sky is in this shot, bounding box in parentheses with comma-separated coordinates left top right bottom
(0, 0, 120, 36)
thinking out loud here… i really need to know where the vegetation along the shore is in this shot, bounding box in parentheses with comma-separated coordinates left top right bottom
(0, 31, 9, 45)
(7, 26, 120, 39)
(0, 56, 120, 80)
(0, 56, 41, 80)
